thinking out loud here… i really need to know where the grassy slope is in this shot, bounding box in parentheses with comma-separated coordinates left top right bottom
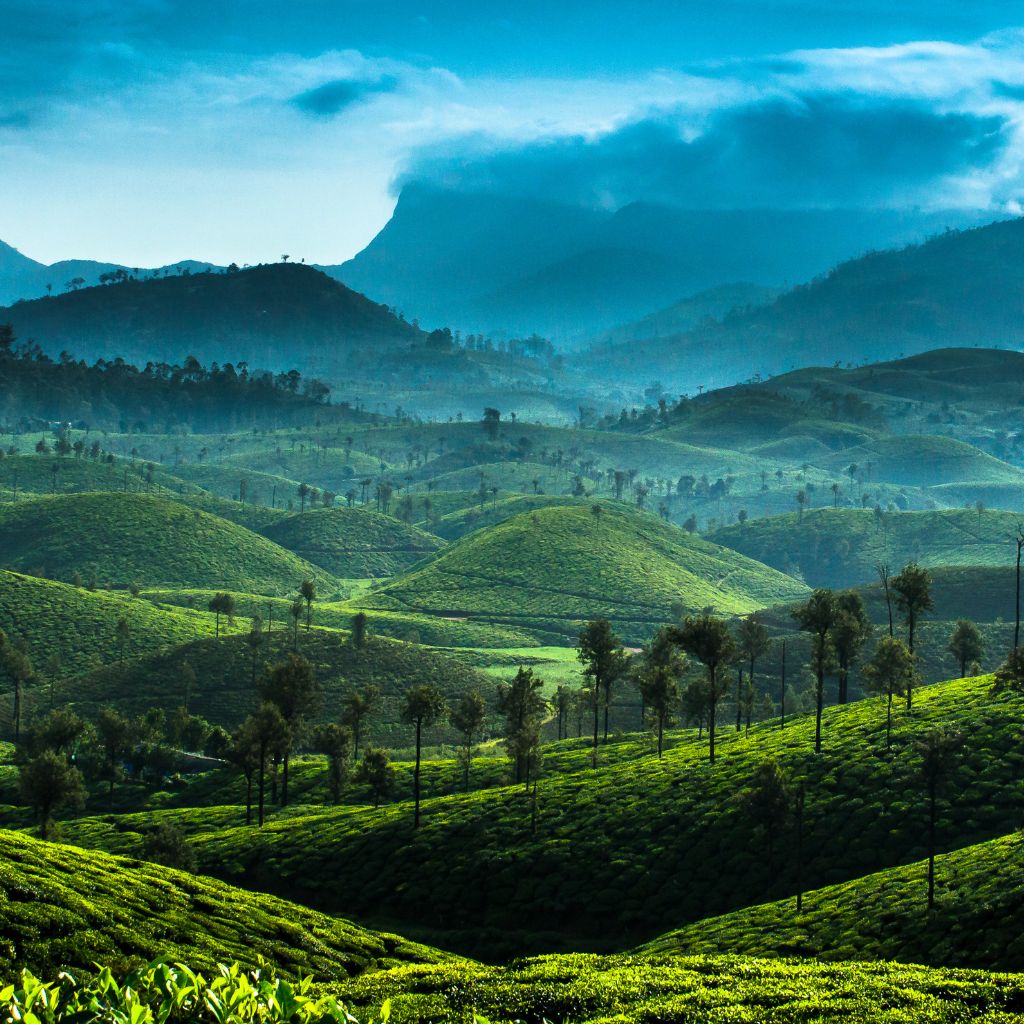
(71, 674, 1023, 959)
(0, 829, 444, 979)
(161, 462, 303, 506)
(0, 454, 196, 499)
(58, 631, 497, 743)
(176, 492, 290, 532)
(643, 831, 1024, 971)
(358, 505, 808, 641)
(262, 507, 443, 578)
(0, 570, 224, 679)
(430, 494, 635, 541)
(710, 506, 1024, 588)
(0, 492, 334, 594)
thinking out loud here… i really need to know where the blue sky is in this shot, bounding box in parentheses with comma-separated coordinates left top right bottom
(2, 1, 1024, 265)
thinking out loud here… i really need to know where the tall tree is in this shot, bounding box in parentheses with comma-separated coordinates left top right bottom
(876, 562, 894, 638)
(450, 689, 486, 791)
(862, 636, 915, 748)
(350, 611, 368, 647)
(832, 591, 872, 704)
(226, 719, 260, 825)
(401, 684, 447, 828)
(553, 685, 573, 740)
(356, 746, 395, 809)
(947, 619, 984, 678)
(299, 579, 317, 632)
(18, 750, 87, 839)
(737, 758, 791, 875)
(635, 627, 684, 758)
(669, 614, 736, 763)
(736, 615, 771, 729)
(341, 684, 380, 758)
(259, 653, 319, 807)
(917, 727, 963, 910)
(496, 667, 548, 785)
(791, 589, 838, 754)
(577, 619, 625, 765)
(0, 631, 33, 743)
(93, 707, 133, 802)
(207, 592, 236, 638)
(311, 722, 353, 804)
(892, 562, 933, 708)
(244, 617, 265, 690)
(247, 702, 289, 827)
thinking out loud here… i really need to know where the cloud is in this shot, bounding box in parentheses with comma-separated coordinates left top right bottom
(403, 95, 1009, 210)
(291, 75, 398, 116)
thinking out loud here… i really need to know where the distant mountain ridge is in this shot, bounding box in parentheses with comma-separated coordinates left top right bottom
(332, 184, 987, 342)
(582, 215, 1024, 389)
(0, 239, 220, 305)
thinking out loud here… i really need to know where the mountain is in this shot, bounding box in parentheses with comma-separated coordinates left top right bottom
(334, 185, 983, 342)
(585, 217, 1024, 389)
(0, 263, 422, 375)
(0, 239, 219, 305)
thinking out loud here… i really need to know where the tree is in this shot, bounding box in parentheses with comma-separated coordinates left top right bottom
(577, 619, 626, 764)
(357, 746, 395, 808)
(27, 707, 86, 759)
(298, 482, 310, 512)
(350, 611, 368, 647)
(635, 627, 684, 757)
(93, 707, 133, 801)
(831, 591, 871, 704)
(681, 675, 710, 738)
(791, 589, 838, 754)
(736, 615, 771, 730)
(669, 614, 736, 763)
(553, 685, 574, 740)
(244, 617, 265, 690)
(496, 667, 547, 785)
(289, 600, 303, 650)
(947, 619, 984, 678)
(19, 750, 87, 839)
(450, 689, 486, 791)
(876, 562, 894, 638)
(401, 684, 447, 827)
(299, 579, 316, 631)
(892, 562, 933, 708)
(737, 758, 791, 873)
(259, 654, 318, 807)
(917, 727, 963, 909)
(0, 630, 33, 743)
(311, 722, 353, 804)
(341, 684, 380, 757)
(207, 592, 236, 638)
(862, 636, 915, 748)
(116, 615, 130, 665)
(247, 702, 289, 827)
(482, 407, 501, 441)
(226, 720, 260, 825)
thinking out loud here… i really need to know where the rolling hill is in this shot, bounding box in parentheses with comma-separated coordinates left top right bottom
(710, 507, 1024, 589)
(355, 505, 808, 640)
(262, 507, 443, 578)
(0, 829, 443, 978)
(0, 493, 334, 594)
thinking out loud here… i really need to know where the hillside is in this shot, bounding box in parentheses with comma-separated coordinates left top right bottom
(643, 830, 1024, 971)
(82, 671, 1024, 959)
(0, 493, 334, 594)
(0, 263, 421, 374)
(356, 505, 808, 640)
(0, 454, 197, 500)
(0, 570, 222, 680)
(710, 507, 1024, 588)
(0, 829, 443, 978)
(59, 631, 496, 743)
(262, 507, 443, 578)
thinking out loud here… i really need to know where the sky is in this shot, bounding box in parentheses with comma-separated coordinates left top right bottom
(2, 1, 1024, 266)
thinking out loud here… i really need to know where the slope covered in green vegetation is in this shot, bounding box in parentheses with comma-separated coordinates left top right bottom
(644, 831, 1024, 970)
(0, 454, 193, 500)
(88, 673, 1021, 958)
(0, 493, 334, 594)
(262, 507, 442, 577)
(358, 505, 808, 640)
(0, 829, 444, 978)
(711, 507, 1024, 588)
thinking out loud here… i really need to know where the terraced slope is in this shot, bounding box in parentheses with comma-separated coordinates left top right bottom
(0, 830, 444, 978)
(643, 830, 1024, 971)
(0, 454, 193, 499)
(431, 495, 634, 541)
(711, 507, 1024, 588)
(0, 493, 334, 594)
(90, 673, 1023, 958)
(159, 463, 302, 506)
(357, 505, 808, 641)
(0, 570, 223, 679)
(262, 507, 443, 577)
(59, 631, 495, 743)
(219, 447, 382, 491)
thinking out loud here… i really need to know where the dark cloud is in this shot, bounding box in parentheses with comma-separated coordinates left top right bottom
(291, 75, 397, 116)
(404, 95, 1008, 209)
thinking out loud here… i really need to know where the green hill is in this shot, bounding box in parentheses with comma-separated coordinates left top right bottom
(357, 505, 808, 641)
(0, 454, 194, 500)
(176, 492, 290, 532)
(98, 671, 1024, 959)
(0, 570, 223, 682)
(59, 630, 496, 744)
(262, 507, 443, 578)
(219, 447, 382, 492)
(0, 493, 334, 594)
(431, 494, 633, 541)
(160, 463, 302, 507)
(0, 829, 443, 979)
(711, 507, 1024, 589)
(642, 831, 1024, 971)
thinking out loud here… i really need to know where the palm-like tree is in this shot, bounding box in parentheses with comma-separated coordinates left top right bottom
(401, 684, 447, 827)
